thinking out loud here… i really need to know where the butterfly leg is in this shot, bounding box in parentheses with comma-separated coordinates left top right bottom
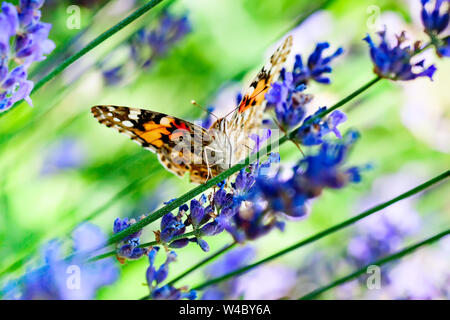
(203, 147, 213, 182)
(203, 146, 225, 182)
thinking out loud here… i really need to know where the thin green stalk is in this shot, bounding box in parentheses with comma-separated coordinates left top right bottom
(168, 242, 237, 286)
(307, 76, 381, 124)
(1, 0, 166, 117)
(299, 228, 450, 300)
(0, 158, 158, 277)
(101, 76, 382, 248)
(88, 231, 197, 262)
(28, 0, 111, 80)
(32, 0, 164, 92)
(190, 170, 449, 291)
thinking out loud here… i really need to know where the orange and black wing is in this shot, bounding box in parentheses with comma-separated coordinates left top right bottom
(91, 105, 215, 183)
(219, 36, 292, 163)
(236, 35, 292, 115)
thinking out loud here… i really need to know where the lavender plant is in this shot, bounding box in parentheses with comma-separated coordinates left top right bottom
(0, 0, 55, 112)
(2, 224, 118, 299)
(421, 0, 449, 57)
(101, 9, 191, 85)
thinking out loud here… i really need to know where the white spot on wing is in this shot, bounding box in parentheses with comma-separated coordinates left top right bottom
(129, 110, 141, 120)
(160, 117, 172, 126)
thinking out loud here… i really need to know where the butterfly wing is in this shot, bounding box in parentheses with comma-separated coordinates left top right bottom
(91, 105, 216, 183)
(236, 35, 293, 116)
(224, 36, 292, 162)
(91, 37, 292, 182)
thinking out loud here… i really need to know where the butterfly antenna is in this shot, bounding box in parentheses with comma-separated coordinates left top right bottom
(191, 100, 219, 121)
(224, 85, 268, 119)
(223, 106, 240, 119)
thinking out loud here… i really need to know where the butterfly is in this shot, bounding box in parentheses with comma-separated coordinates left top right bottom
(91, 36, 292, 184)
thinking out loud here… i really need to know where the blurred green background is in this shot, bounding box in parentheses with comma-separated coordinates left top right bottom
(0, 0, 449, 299)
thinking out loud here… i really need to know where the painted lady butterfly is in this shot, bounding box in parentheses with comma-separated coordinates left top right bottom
(91, 36, 292, 183)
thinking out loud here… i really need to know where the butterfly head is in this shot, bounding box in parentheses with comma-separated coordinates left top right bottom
(209, 117, 228, 133)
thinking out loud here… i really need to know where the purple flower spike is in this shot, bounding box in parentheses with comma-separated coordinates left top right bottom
(296, 107, 347, 146)
(233, 169, 255, 194)
(266, 68, 313, 130)
(190, 199, 206, 226)
(0, 0, 54, 113)
(196, 238, 210, 252)
(102, 10, 191, 86)
(113, 216, 149, 262)
(364, 30, 436, 81)
(145, 248, 195, 299)
(293, 42, 343, 85)
(169, 238, 190, 249)
(199, 220, 224, 237)
(3, 223, 118, 299)
(152, 284, 197, 300)
(421, 0, 450, 57)
(326, 110, 347, 139)
(249, 129, 272, 153)
(155, 251, 177, 284)
(421, 0, 449, 36)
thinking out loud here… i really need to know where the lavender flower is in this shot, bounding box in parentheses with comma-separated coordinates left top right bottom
(266, 70, 313, 130)
(159, 211, 186, 244)
(114, 217, 149, 263)
(101, 66, 123, 86)
(249, 129, 272, 153)
(146, 247, 196, 300)
(364, 30, 436, 81)
(219, 131, 364, 243)
(420, 0, 450, 57)
(102, 10, 190, 85)
(144, 11, 191, 59)
(338, 170, 450, 299)
(255, 131, 362, 214)
(347, 171, 423, 268)
(2, 223, 118, 300)
(41, 138, 86, 175)
(265, 44, 344, 136)
(152, 284, 197, 300)
(237, 264, 297, 299)
(385, 237, 450, 299)
(0, 1, 55, 112)
(153, 198, 223, 252)
(295, 107, 347, 146)
(292, 42, 343, 85)
(166, 197, 221, 252)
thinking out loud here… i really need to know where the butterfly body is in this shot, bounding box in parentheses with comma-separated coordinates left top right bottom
(91, 36, 292, 183)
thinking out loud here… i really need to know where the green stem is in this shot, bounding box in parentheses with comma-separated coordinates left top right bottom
(102, 76, 382, 248)
(168, 242, 237, 286)
(1, 0, 166, 117)
(311, 76, 381, 122)
(28, 0, 111, 80)
(88, 231, 197, 262)
(299, 227, 450, 300)
(0, 158, 158, 277)
(33, 0, 164, 92)
(190, 170, 449, 291)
